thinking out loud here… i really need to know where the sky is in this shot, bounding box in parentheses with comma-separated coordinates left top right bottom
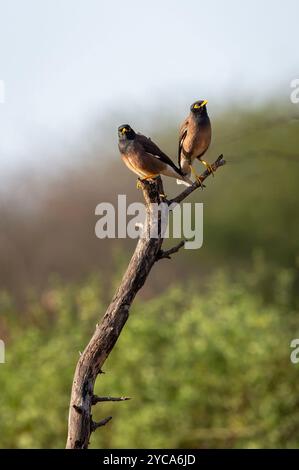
(0, 0, 298, 173)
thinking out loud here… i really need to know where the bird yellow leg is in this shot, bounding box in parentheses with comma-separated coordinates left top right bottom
(191, 166, 204, 189)
(201, 160, 214, 176)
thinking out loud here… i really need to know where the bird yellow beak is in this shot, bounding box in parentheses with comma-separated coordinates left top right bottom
(194, 100, 208, 109)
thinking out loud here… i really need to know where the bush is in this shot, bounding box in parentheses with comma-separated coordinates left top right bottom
(0, 268, 298, 448)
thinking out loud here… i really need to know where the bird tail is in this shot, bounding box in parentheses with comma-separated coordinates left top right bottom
(176, 179, 187, 185)
(176, 172, 192, 187)
(176, 168, 192, 186)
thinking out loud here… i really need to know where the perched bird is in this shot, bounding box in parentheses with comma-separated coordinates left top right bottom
(178, 100, 212, 183)
(118, 124, 192, 186)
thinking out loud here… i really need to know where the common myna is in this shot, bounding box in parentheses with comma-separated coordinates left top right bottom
(118, 124, 192, 186)
(178, 100, 212, 182)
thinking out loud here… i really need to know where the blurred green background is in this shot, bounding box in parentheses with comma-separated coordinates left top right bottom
(1, 0, 299, 450)
(1, 103, 299, 448)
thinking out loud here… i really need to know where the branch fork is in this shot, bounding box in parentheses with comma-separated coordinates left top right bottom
(156, 240, 185, 260)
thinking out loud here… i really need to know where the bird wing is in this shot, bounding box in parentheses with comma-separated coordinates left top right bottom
(136, 133, 181, 174)
(178, 118, 189, 168)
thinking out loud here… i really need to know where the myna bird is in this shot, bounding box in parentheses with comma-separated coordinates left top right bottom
(178, 100, 212, 183)
(118, 124, 192, 187)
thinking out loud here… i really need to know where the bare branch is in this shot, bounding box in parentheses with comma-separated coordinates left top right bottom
(170, 154, 226, 205)
(156, 240, 185, 260)
(91, 416, 112, 432)
(91, 395, 131, 404)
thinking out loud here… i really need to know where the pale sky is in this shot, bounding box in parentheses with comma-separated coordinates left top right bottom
(0, 0, 298, 173)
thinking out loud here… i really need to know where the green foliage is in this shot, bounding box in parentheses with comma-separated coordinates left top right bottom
(1, 268, 298, 448)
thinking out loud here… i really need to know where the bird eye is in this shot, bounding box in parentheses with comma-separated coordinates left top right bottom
(193, 100, 208, 109)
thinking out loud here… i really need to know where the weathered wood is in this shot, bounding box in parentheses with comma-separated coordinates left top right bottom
(66, 155, 225, 449)
(66, 177, 165, 449)
(91, 396, 131, 404)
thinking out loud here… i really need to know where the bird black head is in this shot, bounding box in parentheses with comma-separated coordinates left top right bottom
(118, 124, 136, 140)
(190, 100, 208, 115)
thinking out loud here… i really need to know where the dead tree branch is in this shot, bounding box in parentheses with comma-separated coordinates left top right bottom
(170, 154, 225, 204)
(66, 155, 226, 449)
(156, 240, 185, 260)
(91, 395, 131, 404)
(91, 416, 112, 431)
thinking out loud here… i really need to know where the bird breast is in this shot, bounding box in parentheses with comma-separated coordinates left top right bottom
(183, 119, 211, 160)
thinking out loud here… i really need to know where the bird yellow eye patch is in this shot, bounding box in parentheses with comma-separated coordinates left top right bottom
(121, 128, 127, 134)
(194, 100, 208, 109)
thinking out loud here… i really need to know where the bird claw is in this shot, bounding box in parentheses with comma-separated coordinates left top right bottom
(136, 179, 142, 189)
(195, 176, 205, 190)
(208, 164, 214, 176)
(202, 160, 214, 176)
(191, 166, 205, 189)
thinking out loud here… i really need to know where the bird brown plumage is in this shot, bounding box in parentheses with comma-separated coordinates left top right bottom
(118, 124, 192, 187)
(178, 100, 212, 183)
